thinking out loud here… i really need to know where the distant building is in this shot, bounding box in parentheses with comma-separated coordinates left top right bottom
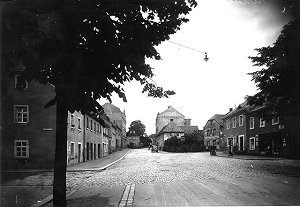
(155, 121, 185, 150)
(154, 106, 201, 150)
(155, 106, 185, 134)
(203, 114, 225, 150)
(126, 131, 140, 148)
(102, 103, 127, 148)
(67, 111, 84, 165)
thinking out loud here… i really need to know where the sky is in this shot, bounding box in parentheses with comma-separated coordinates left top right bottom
(101, 0, 292, 135)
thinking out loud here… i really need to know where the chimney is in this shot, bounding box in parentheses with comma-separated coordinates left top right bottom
(184, 119, 191, 126)
(229, 108, 233, 112)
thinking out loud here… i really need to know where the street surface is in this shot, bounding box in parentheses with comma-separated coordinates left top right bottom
(65, 149, 300, 206)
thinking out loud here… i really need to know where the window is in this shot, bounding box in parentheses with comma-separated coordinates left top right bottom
(14, 140, 29, 158)
(206, 130, 210, 136)
(70, 142, 75, 157)
(87, 117, 89, 129)
(250, 117, 254, 129)
(14, 75, 28, 89)
(94, 122, 96, 133)
(212, 129, 216, 136)
(272, 116, 279, 125)
(232, 117, 236, 128)
(78, 118, 81, 130)
(249, 137, 255, 150)
(226, 119, 230, 129)
(14, 105, 29, 123)
(259, 118, 265, 127)
(70, 114, 75, 128)
(90, 120, 93, 131)
(239, 115, 243, 127)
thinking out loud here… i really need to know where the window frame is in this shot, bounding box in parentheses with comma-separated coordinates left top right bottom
(70, 142, 75, 157)
(250, 117, 254, 129)
(14, 75, 28, 89)
(259, 118, 265, 128)
(14, 140, 29, 158)
(78, 117, 81, 131)
(239, 115, 243, 127)
(272, 116, 279, 125)
(226, 119, 230, 130)
(232, 117, 237, 128)
(249, 137, 255, 150)
(70, 113, 75, 128)
(14, 105, 29, 124)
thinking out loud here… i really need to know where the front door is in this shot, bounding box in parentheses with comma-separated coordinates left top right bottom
(239, 135, 244, 151)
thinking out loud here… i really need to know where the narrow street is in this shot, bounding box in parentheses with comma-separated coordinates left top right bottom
(64, 149, 300, 206)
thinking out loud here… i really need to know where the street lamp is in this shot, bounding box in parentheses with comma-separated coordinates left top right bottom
(204, 52, 209, 62)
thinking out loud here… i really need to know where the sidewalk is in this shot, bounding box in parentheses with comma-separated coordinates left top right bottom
(0, 148, 131, 207)
(215, 151, 288, 160)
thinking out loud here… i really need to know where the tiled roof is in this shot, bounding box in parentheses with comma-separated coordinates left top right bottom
(209, 114, 225, 124)
(223, 101, 255, 119)
(158, 121, 183, 135)
(179, 126, 199, 134)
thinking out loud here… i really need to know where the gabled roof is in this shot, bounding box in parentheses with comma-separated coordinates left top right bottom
(208, 114, 225, 124)
(179, 126, 199, 134)
(158, 106, 185, 117)
(223, 101, 253, 119)
(158, 121, 184, 135)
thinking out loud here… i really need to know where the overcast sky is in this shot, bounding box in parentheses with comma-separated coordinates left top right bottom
(101, 0, 292, 135)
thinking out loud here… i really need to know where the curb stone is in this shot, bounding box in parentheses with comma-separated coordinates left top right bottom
(32, 149, 132, 207)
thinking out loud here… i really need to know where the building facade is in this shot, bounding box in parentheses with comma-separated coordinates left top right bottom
(155, 121, 185, 150)
(67, 111, 84, 165)
(246, 106, 300, 158)
(203, 114, 224, 150)
(222, 102, 250, 155)
(1, 66, 126, 170)
(102, 103, 127, 148)
(155, 106, 185, 134)
(1, 66, 57, 169)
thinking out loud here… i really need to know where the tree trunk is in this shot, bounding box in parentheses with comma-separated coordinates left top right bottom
(53, 88, 68, 206)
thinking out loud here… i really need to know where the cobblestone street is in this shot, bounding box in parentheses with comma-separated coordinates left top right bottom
(75, 148, 300, 189)
(65, 148, 300, 206)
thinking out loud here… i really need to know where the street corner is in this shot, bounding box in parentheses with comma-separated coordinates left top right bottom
(66, 185, 126, 207)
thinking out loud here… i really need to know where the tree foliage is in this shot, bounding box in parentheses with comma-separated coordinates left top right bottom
(247, 19, 300, 115)
(1, 0, 197, 205)
(1, 0, 198, 111)
(128, 120, 146, 137)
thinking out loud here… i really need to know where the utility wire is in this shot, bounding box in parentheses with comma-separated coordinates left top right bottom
(167, 40, 207, 54)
